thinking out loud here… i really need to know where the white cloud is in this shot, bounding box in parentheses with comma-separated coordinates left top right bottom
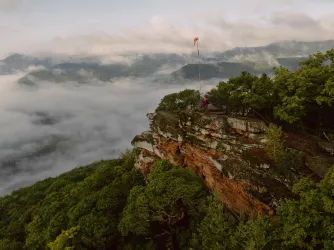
(1, 0, 334, 57)
(27, 65, 46, 72)
(0, 72, 219, 195)
(26, 9, 334, 58)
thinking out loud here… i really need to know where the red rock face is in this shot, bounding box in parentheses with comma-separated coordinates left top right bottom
(132, 111, 332, 218)
(157, 136, 271, 218)
(136, 149, 159, 176)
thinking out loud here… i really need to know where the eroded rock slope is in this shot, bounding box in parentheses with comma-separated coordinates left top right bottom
(132, 111, 334, 218)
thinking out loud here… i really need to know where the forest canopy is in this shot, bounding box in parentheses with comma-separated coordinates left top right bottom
(0, 148, 333, 249)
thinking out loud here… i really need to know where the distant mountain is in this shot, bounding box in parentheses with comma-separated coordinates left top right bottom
(10, 39, 334, 84)
(215, 40, 334, 61)
(170, 57, 308, 80)
(18, 54, 186, 85)
(172, 40, 334, 80)
(171, 62, 267, 80)
(0, 54, 54, 74)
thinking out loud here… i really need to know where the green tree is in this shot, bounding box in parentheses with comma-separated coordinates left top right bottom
(155, 89, 200, 113)
(277, 166, 334, 249)
(227, 71, 258, 108)
(119, 159, 207, 249)
(47, 226, 81, 250)
(243, 73, 276, 112)
(0, 238, 23, 250)
(264, 124, 304, 170)
(231, 214, 274, 250)
(190, 191, 234, 250)
(264, 124, 284, 163)
(273, 50, 334, 126)
(0, 149, 144, 250)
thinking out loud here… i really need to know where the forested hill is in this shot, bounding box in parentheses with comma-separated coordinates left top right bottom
(1, 148, 333, 250)
(0, 49, 334, 250)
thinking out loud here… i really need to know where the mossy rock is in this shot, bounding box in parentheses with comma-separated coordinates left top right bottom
(153, 111, 183, 136)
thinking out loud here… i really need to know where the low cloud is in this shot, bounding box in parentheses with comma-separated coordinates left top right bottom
(27, 65, 46, 72)
(0, 73, 219, 196)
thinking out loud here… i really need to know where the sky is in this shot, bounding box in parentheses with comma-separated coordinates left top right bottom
(1, 0, 334, 58)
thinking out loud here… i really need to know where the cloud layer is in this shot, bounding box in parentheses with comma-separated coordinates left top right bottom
(30, 10, 334, 58)
(1, 0, 334, 58)
(0, 72, 218, 196)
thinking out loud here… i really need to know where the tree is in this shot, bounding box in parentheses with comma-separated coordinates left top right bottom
(243, 73, 276, 112)
(231, 214, 274, 250)
(277, 166, 334, 249)
(264, 124, 284, 163)
(205, 81, 231, 109)
(119, 160, 207, 249)
(273, 50, 334, 126)
(47, 226, 81, 250)
(0, 149, 144, 250)
(0, 239, 23, 250)
(155, 89, 200, 113)
(190, 191, 234, 250)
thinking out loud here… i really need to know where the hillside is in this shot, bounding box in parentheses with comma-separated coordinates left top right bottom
(17, 54, 186, 85)
(215, 40, 334, 60)
(171, 62, 264, 80)
(0, 54, 54, 74)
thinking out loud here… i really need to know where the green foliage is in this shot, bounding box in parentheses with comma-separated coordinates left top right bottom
(231, 215, 274, 250)
(264, 124, 304, 170)
(243, 73, 276, 110)
(273, 50, 334, 125)
(205, 49, 334, 130)
(119, 159, 208, 249)
(0, 238, 23, 250)
(264, 124, 284, 163)
(277, 166, 334, 249)
(206, 71, 276, 115)
(190, 192, 234, 250)
(0, 149, 144, 250)
(47, 226, 80, 250)
(155, 89, 200, 113)
(0, 151, 333, 249)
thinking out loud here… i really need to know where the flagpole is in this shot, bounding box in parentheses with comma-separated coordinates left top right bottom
(194, 36, 201, 105)
(197, 40, 201, 95)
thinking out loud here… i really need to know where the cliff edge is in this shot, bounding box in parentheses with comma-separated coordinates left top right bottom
(131, 111, 334, 218)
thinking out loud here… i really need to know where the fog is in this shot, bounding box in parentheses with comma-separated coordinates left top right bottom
(0, 72, 219, 195)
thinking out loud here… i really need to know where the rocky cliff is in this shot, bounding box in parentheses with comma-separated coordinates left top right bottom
(131, 111, 334, 218)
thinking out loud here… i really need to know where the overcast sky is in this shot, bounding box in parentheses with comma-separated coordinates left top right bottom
(1, 0, 334, 57)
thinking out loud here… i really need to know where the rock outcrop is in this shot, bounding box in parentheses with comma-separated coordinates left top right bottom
(131, 111, 333, 218)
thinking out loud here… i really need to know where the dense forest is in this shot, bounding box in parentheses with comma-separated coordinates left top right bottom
(0, 149, 333, 250)
(1, 49, 334, 249)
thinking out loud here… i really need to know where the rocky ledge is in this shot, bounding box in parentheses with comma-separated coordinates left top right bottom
(131, 111, 334, 218)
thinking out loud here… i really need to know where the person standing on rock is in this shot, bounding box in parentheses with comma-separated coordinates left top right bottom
(201, 97, 209, 113)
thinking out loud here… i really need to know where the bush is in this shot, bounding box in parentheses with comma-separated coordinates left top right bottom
(155, 89, 200, 113)
(264, 124, 284, 163)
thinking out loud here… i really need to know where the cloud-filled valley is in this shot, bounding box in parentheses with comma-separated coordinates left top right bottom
(0, 68, 218, 195)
